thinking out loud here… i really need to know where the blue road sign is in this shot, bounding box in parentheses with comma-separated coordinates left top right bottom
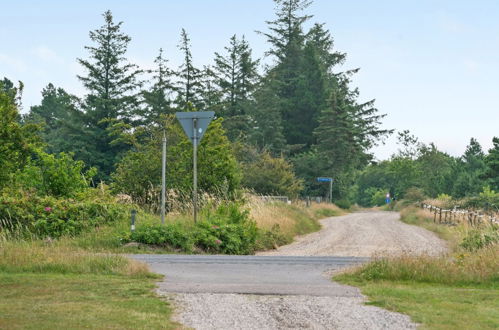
(316, 177, 332, 182)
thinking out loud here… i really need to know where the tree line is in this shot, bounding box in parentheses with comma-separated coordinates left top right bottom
(2, 0, 498, 207)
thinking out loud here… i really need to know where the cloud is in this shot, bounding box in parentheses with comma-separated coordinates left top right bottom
(32, 45, 62, 63)
(0, 53, 28, 72)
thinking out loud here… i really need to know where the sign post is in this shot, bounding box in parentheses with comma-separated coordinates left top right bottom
(176, 111, 215, 223)
(161, 132, 166, 225)
(316, 177, 333, 204)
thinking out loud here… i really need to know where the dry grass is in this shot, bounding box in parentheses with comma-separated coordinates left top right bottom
(0, 240, 152, 277)
(248, 196, 344, 237)
(340, 245, 498, 286)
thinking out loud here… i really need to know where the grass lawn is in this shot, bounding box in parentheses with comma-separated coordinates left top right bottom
(0, 273, 178, 329)
(335, 278, 498, 330)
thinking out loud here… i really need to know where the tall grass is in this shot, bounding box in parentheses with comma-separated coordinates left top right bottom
(338, 204, 499, 286)
(0, 240, 151, 277)
(339, 246, 498, 286)
(248, 196, 343, 238)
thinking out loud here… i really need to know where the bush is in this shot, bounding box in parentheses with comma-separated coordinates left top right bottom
(237, 146, 303, 198)
(335, 199, 351, 210)
(130, 223, 193, 252)
(255, 224, 289, 250)
(0, 188, 128, 238)
(404, 187, 426, 203)
(14, 151, 96, 198)
(126, 202, 258, 255)
(460, 228, 499, 252)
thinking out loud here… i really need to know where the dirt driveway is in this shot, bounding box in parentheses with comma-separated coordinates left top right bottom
(258, 210, 448, 257)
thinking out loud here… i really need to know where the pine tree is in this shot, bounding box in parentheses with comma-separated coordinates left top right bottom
(213, 35, 259, 117)
(77, 10, 141, 179)
(452, 138, 486, 197)
(247, 78, 286, 153)
(259, 0, 332, 151)
(140, 48, 175, 126)
(313, 76, 392, 196)
(484, 137, 499, 190)
(213, 35, 259, 140)
(176, 28, 203, 110)
(27, 84, 86, 156)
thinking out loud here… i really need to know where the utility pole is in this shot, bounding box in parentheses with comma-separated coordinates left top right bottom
(161, 131, 166, 224)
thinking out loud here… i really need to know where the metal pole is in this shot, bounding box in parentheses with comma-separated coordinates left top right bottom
(329, 179, 333, 204)
(193, 118, 198, 223)
(161, 132, 166, 225)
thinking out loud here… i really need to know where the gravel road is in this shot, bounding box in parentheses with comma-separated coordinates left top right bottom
(137, 211, 447, 329)
(258, 210, 448, 257)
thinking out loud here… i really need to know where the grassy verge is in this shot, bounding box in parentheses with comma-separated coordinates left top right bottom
(0, 242, 178, 329)
(335, 204, 499, 329)
(249, 199, 345, 249)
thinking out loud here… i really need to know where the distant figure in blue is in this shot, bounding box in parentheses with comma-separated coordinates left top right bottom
(385, 193, 391, 204)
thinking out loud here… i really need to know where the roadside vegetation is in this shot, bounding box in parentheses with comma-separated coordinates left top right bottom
(0, 241, 178, 329)
(336, 194, 499, 329)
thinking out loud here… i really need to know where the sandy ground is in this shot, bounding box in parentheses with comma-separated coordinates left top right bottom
(164, 211, 448, 329)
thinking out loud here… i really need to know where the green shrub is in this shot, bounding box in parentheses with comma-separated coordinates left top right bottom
(125, 202, 258, 255)
(460, 228, 499, 252)
(130, 223, 193, 252)
(404, 187, 426, 203)
(14, 151, 96, 198)
(0, 189, 128, 238)
(255, 224, 290, 250)
(335, 199, 351, 210)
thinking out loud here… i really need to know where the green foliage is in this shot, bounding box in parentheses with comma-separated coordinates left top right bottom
(25, 84, 86, 158)
(175, 29, 203, 110)
(112, 116, 241, 206)
(77, 10, 142, 180)
(460, 228, 499, 252)
(403, 187, 426, 203)
(126, 202, 258, 255)
(238, 147, 303, 198)
(255, 224, 290, 250)
(334, 199, 351, 210)
(0, 80, 40, 188)
(463, 186, 499, 210)
(14, 151, 96, 198)
(484, 137, 499, 191)
(130, 223, 193, 251)
(370, 189, 388, 207)
(0, 188, 128, 238)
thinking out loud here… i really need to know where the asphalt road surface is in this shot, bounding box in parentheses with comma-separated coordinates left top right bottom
(131, 254, 368, 296)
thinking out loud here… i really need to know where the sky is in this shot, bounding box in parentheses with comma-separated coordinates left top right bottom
(1, 0, 498, 159)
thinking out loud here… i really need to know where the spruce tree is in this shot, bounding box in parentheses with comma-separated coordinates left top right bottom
(77, 10, 141, 179)
(140, 48, 175, 126)
(176, 28, 203, 110)
(484, 137, 499, 190)
(260, 0, 330, 150)
(213, 35, 259, 140)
